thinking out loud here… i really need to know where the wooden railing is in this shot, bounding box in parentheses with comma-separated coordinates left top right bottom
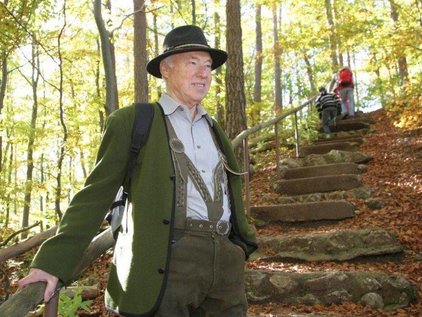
(0, 95, 316, 317)
(0, 229, 114, 317)
(232, 96, 316, 214)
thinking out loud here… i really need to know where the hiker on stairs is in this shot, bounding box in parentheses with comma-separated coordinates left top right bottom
(315, 87, 341, 134)
(336, 66, 355, 118)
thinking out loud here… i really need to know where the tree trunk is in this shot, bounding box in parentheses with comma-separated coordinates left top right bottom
(94, 38, 105, 129)
(303, 50, 316, 95)
(0, 228, 114, 317)
(324, 0, 339, 71)
(225, 0, 247, 140)
(0, 44, 8, 175)
(272, 3, 282, 110)
(54, 2, 69, 221)
(93, 0, 119, 115)
(4, 141, 13, 227)
(21, 35, 40, 238)
(416, 0, 422, 27)
(214, 0, 224, 127)
(0, 56, 7, 174)
(0, 227, 56, 262)
(388, 0, 409, 86)
(254, 4, 263, 104)
(250, 3, 263, 126)
(152, 13, 161, 97)
(191, 0, 196, 25)
(352, 52, 360, 106)
(0, 0, 9, 118)
(133, 0, 148, 103)
(332, 0, 343, 67)
(371, 53, 387, 107)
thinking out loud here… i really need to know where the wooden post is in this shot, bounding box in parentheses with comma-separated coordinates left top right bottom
(44, 290, 59, 317)
(243, 138, 250, 215)
(275, 122, 280, 175)
(294, 112, 300, 157)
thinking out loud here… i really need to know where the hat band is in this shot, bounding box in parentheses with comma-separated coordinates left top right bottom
(164, 43, 210, 53)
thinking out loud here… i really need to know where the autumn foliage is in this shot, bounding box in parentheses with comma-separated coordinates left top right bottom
(385, 83, 422, 129)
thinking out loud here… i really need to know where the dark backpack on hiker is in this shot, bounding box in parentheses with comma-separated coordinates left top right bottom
(339, 68, 353, 87)
(105, 103, 154, 239)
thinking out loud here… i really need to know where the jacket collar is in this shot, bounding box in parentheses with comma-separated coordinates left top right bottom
(158, 93, 213, 126)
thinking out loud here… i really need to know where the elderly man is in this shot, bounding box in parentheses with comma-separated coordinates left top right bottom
(18, 25, 257, 317)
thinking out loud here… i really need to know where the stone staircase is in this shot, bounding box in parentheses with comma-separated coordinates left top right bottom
(246, 112, 419, 312)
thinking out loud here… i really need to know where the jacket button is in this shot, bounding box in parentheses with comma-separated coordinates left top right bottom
(162, 219, 170, 224)
(171, 239, 176, 244)
(158, 268, 165, 274)
(170, 175, 175, 180)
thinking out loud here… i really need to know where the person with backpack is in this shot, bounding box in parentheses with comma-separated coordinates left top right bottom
(337, 66, 355, 118)
(18, 25, 258, 317)
(315, 87, 341, 133)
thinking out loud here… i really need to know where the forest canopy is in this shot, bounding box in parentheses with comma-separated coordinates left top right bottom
(0, 0, 421, 233)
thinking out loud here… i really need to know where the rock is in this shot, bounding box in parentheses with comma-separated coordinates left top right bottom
(365, 198, 384, 210)
(279, 157, 303, 168)
(325, 290, 353, 304)
(269, 275, 299, 296)
(245, 271, 418, 309)
(257, 229, 403, 261)
(360, 292, 384, 309)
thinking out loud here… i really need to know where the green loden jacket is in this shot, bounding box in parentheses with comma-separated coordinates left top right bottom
(31, 103, 258, 316)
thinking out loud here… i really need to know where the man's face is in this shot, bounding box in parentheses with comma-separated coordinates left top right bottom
(160, 51, 212, 108)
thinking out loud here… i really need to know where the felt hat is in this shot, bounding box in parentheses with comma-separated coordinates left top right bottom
(146, 25, 228, 78)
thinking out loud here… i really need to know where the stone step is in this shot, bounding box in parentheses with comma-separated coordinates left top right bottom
(246, 270, 418, 310)
(325, 119, 371, 133)
(251, 201, 355, 223)
(275, 174, 362, 196)
(257, 229, 403, 262)
(280, 162, 361, 179)
(301, 150, 373, 166)
(263, 186, 373, 205)
(300, 142, 359, 157)
(314, 135, 364, 145)
(279, 151, 373, 170)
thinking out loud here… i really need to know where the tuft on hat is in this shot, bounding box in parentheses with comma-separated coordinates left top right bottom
(146, 25, 228, 78)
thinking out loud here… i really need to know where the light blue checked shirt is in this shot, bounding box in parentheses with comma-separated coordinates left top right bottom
(159, 93, 230, 222)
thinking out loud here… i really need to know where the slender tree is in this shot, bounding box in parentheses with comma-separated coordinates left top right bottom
(20, 35, 40, 238)
(272, 3, 282, 110)
(93, 0, 118, 115)
(225, 0, 247, 139)
(303, 50, 316, 94)
(388, 0, 409, 86)
(214, 0, 224, 126)
(134, 0, 148, 103)
(324, 0, 339, 71)
(191, 0, 196, 25)
(54, 1, 68, 220)
(254, 3, 263, 105)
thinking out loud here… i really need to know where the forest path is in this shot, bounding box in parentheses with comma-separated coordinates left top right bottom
(246, 109, 421, 316)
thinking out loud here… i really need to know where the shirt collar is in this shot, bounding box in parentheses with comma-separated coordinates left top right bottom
(158, 93, 213, 126)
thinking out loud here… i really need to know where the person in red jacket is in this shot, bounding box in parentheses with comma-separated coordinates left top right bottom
(336, 66, 355, 118)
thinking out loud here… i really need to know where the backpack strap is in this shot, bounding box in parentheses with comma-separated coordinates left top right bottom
(124, 102, 155, 189)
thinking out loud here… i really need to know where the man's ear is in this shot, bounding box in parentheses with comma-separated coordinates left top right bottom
(160, 61, 168, 79)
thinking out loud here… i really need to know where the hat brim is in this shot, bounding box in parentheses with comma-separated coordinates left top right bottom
(147, 46, 228, 78)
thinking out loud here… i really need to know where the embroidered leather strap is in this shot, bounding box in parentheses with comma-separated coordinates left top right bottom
(165, 117, 225, 224)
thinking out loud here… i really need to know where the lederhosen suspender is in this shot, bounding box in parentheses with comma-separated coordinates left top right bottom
(165, 117, 227, 230)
